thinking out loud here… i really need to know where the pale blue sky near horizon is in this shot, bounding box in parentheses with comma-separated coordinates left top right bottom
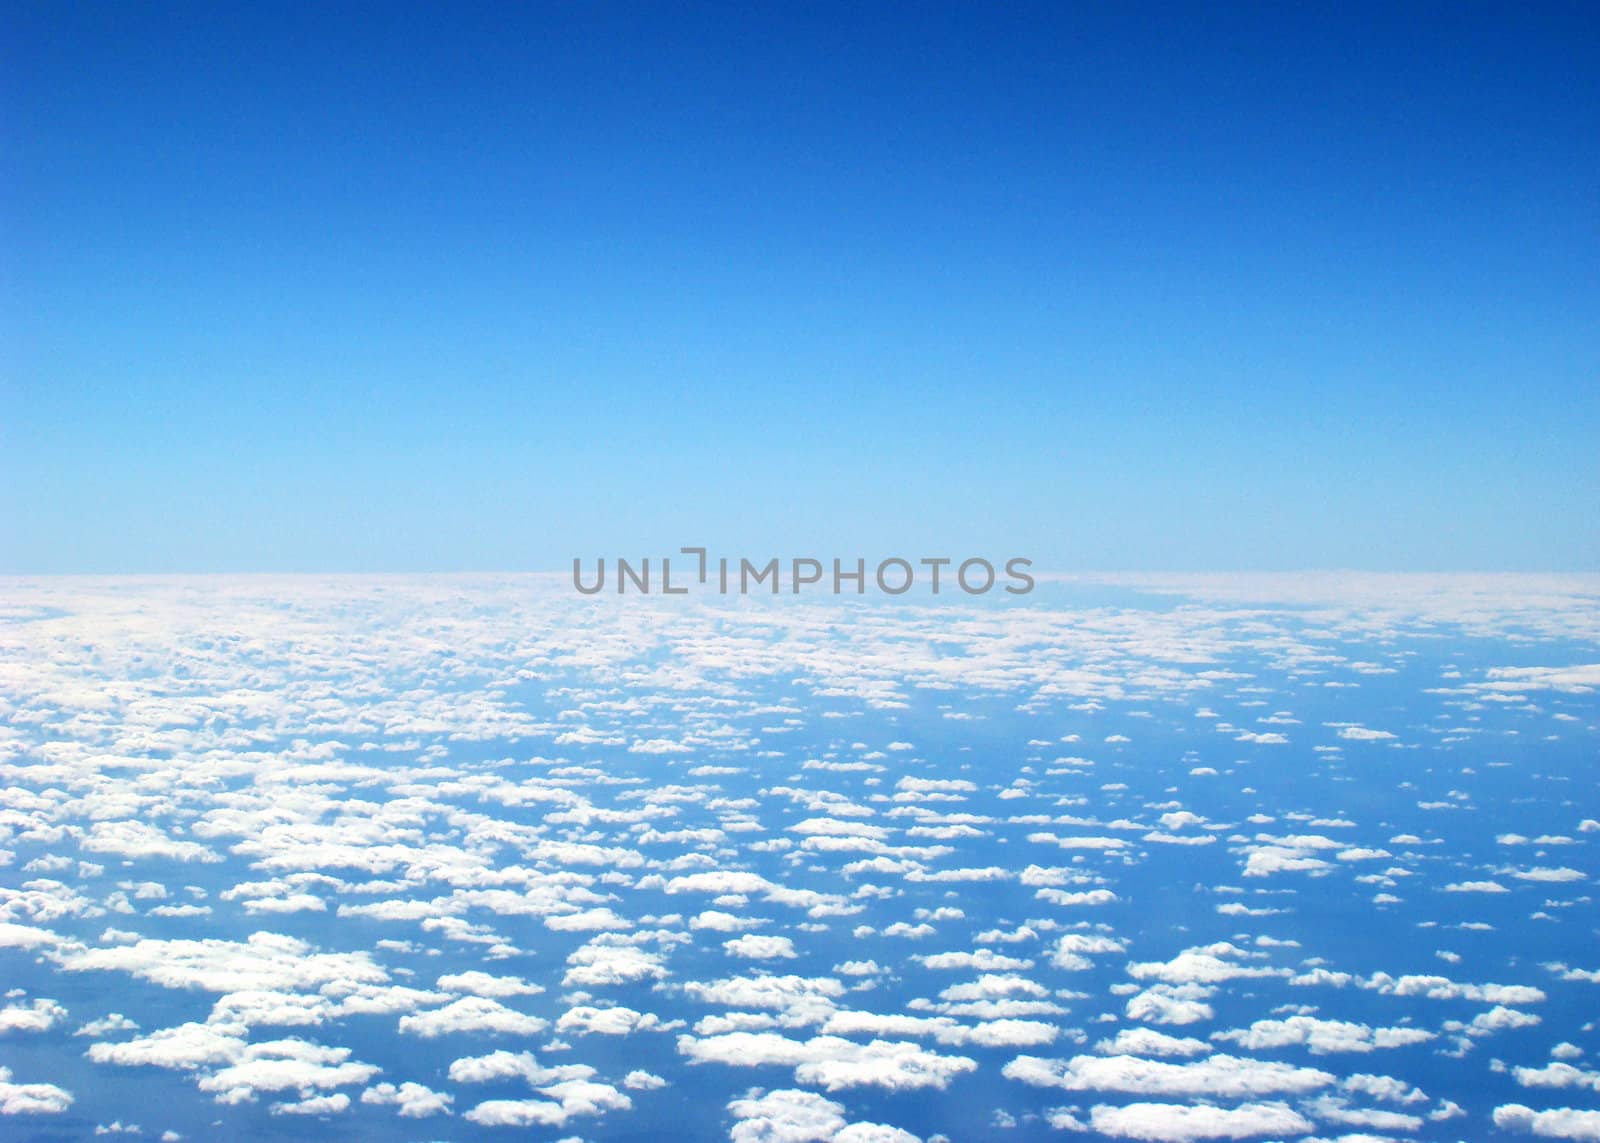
(3, 2, 1596, 573)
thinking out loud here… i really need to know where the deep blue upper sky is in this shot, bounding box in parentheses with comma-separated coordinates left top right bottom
(3, 2, 1596, 571)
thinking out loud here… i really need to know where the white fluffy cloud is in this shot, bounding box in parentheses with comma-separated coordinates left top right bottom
(446, 1050, 595, 1087)
(556, 1005, 662, 1036)
(0, 997, 67, 1034)
(562, 937, 669, 988)
(1126, 946, 1290, 986)
(1212, 1016, 1434, 1054)
(1125, 984, 1216, 1026)
(1094, 1029, 1211, 1057)
(1002, 1053, 1333, 1098)
(361, 1081, 454, 1117)
(725, 934, 799, 960)
(56, 931, 387, 995)
(678, 1032, 976, 1091)
(0, 1066, 74, 1115)
(724, 1087, 922, 1143)
(1074, 1100, 1314, 1141)
(4, 574, 1595, 1139)
(1495, 1103, 1600, 1140)
(1512, 1063, 1600, 1092)
(195, 1040, 380, 1104)
(436, 970, 544, 998)
(270, 1091, 350, 1116)
(462, 1078, 629, 1128)
(397, 996, 548, 1039)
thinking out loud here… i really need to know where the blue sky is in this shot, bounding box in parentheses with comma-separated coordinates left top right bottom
(4, 2, 1596, 572)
